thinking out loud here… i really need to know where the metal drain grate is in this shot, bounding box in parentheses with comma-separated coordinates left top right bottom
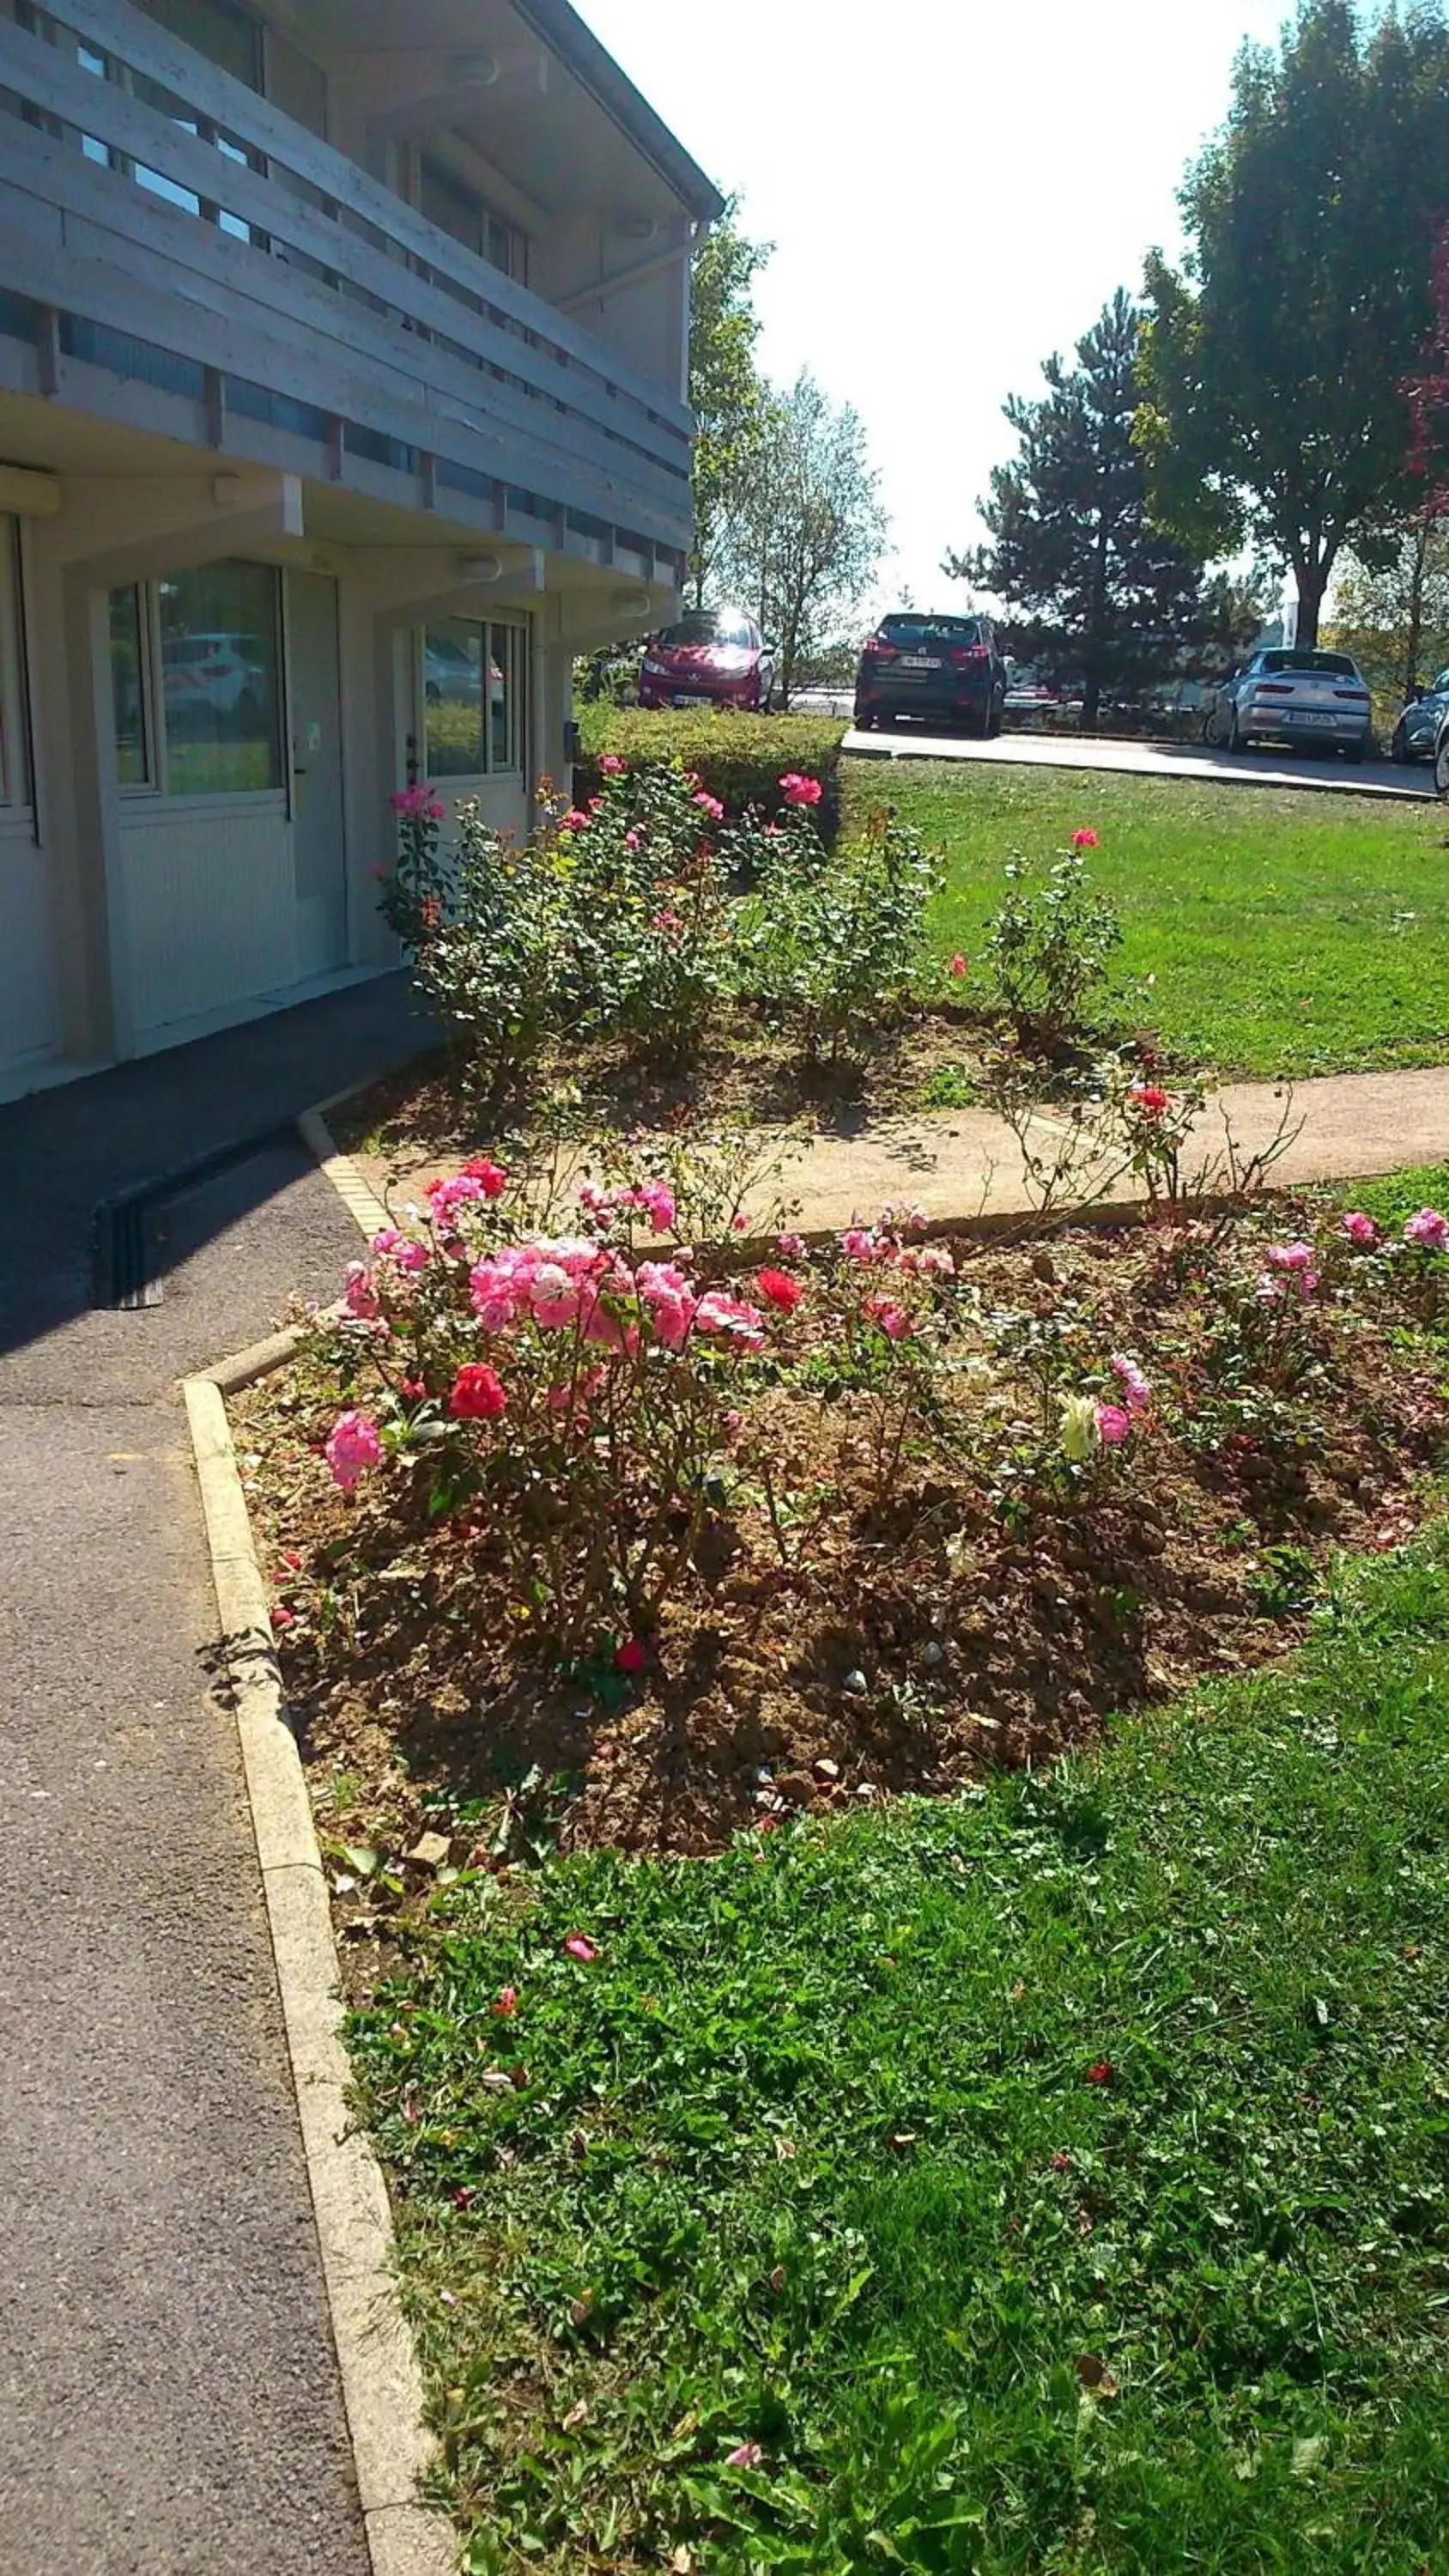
(91, 1124, 293, 1310)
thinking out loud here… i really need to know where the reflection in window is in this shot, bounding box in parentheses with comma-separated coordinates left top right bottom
(109, 561, 282, 796)
(157, 560, 281, 793)
(424, 619, 524, 779)
(108, 586, 149, 787)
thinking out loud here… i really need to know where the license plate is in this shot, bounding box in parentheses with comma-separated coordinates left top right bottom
(1284, 708, 1337, 725)
(898, 655, 940, 671)
(671, 693, 694, 707)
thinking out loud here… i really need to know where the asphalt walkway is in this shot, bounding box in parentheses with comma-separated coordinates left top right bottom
(0, 976, 427, 2576)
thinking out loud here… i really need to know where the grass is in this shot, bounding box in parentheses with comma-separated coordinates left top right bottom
(847, 761, 1449, 1081)
(352, 1534, 1449, 2571)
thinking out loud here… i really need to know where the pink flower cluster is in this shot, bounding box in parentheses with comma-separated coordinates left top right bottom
(693, 787, 725, 823)
(598, 754, 626, 775)
(464, 1236, 767, 1357)
(1258, 1239, 1319, 1302)
(779, 771, 823, 806)
(391, 783, 446, 822)
(1342, 1211, 1379, 1248)
(371, 1227, 429, 1274)
(1405, 1206, 1449, 1252)
(841, 1218, 953, 1279)
(1109, 1354, 1151, 1416)
(578, 1177, 678, 1234)
(324, 1409, 383, 1492)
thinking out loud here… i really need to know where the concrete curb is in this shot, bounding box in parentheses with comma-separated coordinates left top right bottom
(298, 1104, 392, 1241)
(182, 1371, 454, 2576)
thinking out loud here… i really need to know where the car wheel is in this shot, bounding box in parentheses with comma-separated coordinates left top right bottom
(1435, 735, 1449, 798)
(853, 707, 873, 731)
(1391, 721, 1408, 763)
(1227, 708, 1245, 752)
(985, 690, 1005, 739)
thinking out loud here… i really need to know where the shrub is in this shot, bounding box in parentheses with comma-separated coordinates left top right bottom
(575, 708, 846, 843)
(734, 804, 943, 1060)
(312, 1141, 803, 1660)
(379, 752, 881, 1086)
(982, 833, 1123, 1051)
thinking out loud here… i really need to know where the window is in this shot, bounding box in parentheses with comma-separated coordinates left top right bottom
(0, 517, 29, 808)
(108, 561, 282, 797)
(657, 608, 760, 651)
(424, 618, 525, 779)
(419, 155, 528, 283)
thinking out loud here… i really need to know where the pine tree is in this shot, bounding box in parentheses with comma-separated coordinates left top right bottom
(944, 291, 1213, 729)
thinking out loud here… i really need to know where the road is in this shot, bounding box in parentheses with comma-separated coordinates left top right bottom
(839, 721, 1434, 801)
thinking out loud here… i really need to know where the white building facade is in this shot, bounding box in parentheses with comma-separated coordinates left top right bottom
(0, 0, 718, 1097)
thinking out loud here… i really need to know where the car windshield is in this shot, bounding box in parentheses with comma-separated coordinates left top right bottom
(656, 611, 756, 649)
(1258, 650, 1360, 677)
(878, 616, 985, 647)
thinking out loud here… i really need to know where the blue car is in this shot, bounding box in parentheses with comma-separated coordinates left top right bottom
(1390, 669, 1449, 763)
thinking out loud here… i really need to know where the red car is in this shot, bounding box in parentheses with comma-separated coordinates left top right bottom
(639, 607, 775, 712)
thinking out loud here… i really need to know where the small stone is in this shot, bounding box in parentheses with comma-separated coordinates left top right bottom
(408, 1831, 451, 1869)
(754, 1765, 774, 1785)
(921, 1640, 946, 1668)
(812, 1756, 840, 1782)
(842, 1668, 870, 1698)
(855, 1782, 877, 1800)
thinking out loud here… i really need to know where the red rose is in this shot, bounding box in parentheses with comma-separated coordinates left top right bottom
(1085, 2059, 1114, 2086)
(615, 1637, 648, 1674)
(464, 1157, 507, 1197)
(755, 1267, 803, 1313)
(449, 1363, 507, 1420)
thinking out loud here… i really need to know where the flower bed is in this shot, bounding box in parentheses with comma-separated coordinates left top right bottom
(239, 1159, 1449, 1879)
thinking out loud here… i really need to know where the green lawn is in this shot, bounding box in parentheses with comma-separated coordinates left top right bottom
(853, 762, 1449, 1080)
(354, 1525, 1449, 2573)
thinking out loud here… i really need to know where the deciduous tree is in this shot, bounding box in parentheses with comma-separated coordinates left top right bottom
(724, 372, 887, 705)
(688, 199, 770, 605)
(1138, 0, 1449, 648)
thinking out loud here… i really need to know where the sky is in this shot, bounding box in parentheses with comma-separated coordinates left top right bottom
(576, 0, 1295, 619)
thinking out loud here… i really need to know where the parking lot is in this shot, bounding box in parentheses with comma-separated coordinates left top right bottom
(841, 721, 1434, 801)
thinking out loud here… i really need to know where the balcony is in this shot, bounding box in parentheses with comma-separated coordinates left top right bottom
(0, 0, 695, 571)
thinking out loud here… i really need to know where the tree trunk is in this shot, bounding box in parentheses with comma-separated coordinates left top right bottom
(1081, 513, 1108, 730)
(1294, 557, 1330, 650)
(1404, 516, 1430, 700)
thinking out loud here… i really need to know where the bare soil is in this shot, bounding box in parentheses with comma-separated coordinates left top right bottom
(235, 1207, 1446, 1918)
(330, 1005, 994, 1177)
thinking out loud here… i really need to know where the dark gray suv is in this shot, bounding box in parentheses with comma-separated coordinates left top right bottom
(854, 613, 1008, 738)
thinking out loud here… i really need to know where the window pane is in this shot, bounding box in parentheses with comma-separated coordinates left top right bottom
(488, 622, 523, 770)
(157, 559, 281, 794)
(425, 619, 484, 776)
(108, 586, 149, 787)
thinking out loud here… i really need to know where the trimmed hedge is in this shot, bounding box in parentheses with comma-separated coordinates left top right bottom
(574, 707, 848, 842)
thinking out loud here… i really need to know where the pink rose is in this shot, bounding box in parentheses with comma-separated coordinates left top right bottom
(1071, 828, 1100, 849)
(1095, 1401, 1132, 1446)
(1341, 1211, 1379, 1247)
(779, 772, 823, 806)
(324, 1409, 383, 1493)
(598, 753, 626, 775)
(949, 953, 968, 980)
(1405, 1207, 1449, 1252)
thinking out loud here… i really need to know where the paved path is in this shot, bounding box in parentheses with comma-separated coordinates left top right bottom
(845, 724, 1434, 802)
(765, 1065, 1449, 1234)
(0, 977, 427, 2576)
(354, 1061, 1449, 1244)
